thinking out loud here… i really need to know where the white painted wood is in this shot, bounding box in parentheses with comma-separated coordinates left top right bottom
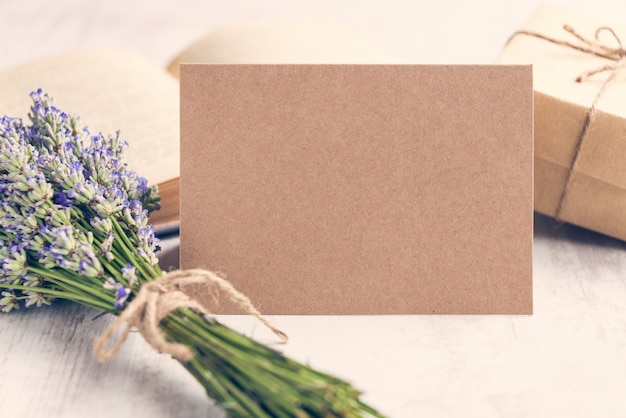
(2, 1, 626, 417)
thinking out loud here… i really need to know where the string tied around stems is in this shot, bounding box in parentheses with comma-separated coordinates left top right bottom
(93, 269, 288, 362)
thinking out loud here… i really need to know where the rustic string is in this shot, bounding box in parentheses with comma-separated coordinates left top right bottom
(93, 269, 289, 362)
(509, 25, 626, 221)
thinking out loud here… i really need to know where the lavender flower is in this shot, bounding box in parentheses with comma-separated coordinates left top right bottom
(0, 91, 385, 418)
(121, 264, 137, 287)
(0, 89, 160, 311)
(0, 290, 17, 312)
(102, 277, 130, 309)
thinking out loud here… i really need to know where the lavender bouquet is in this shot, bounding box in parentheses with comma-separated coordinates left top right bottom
(0, 90, 384, 418)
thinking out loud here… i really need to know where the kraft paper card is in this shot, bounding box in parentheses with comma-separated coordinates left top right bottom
(180, 64, 533, 314)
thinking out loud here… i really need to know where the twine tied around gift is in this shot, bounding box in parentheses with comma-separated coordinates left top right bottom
(93, 269, 289, 362)
(510, 24, 626, 221)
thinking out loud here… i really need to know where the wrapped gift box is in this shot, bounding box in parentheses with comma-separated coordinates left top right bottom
(497, 3, 626, 240)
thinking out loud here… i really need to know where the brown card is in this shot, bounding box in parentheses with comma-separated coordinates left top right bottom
(180, 64, 533, 314)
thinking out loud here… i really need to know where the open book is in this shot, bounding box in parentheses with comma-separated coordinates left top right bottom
(0, 21, 388, 233)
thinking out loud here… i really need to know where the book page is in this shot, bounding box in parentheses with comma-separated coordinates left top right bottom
(167, 21, 392, 78)
(0, 49, 179, 187)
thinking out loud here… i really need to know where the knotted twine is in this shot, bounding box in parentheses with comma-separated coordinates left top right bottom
(93, 269, 288, 362)
(510, 25, 626, 221)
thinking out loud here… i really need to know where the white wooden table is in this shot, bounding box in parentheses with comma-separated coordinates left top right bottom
(2, 1, 626, 417)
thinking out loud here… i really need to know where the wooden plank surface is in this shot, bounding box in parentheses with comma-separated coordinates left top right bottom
(2, 1, 626, 417)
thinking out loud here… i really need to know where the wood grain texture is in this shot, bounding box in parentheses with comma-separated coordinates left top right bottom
(0, 301, 223, 417)
(2, 1, 626, 417)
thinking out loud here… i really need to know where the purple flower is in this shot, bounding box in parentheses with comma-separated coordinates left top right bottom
(121, 263, 137, 286)
(114, 286, 130, 309)
(54, 192, 70, 208)
(1, 91, 160, 311)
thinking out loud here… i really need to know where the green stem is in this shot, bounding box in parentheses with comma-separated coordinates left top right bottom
(159, 309, 385, 418)
(110, 218, 157, 282)
(26, 265, 117, 310)
(3, 222, 384, 417)
(0, 282, 111, 310)
(29, 266, 107, 298)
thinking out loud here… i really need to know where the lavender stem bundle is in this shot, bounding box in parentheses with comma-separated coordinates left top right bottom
(0, 91, 384, 418)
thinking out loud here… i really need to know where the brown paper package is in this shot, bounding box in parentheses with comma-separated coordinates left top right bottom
(497, 3, 626, 241)
(180, 64, 533, 314)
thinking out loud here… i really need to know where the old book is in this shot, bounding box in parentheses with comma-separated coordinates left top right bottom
(0, 21, 388, 232)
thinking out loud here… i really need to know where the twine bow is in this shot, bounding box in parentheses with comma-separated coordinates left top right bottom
(93, 269, 288, 362)
(511, 25, 626, 220)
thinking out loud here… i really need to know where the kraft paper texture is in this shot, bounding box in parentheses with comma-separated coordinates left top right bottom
(180, 64, 533, 314)
(497, 3, 626, 241)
